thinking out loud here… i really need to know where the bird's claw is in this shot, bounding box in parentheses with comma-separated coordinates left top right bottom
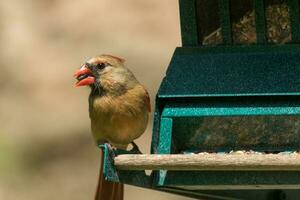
(130, 142, 142, 154)
(105, 143, 117, 161)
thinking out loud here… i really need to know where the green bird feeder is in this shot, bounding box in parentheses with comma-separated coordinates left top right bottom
(101, 0, 300, 199)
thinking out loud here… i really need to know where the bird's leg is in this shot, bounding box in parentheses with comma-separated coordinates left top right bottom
(105, 143, 117, 160)
(130, 141, 142, 154)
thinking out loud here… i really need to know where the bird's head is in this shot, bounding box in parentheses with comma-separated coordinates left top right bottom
(74, 54, 138, 95)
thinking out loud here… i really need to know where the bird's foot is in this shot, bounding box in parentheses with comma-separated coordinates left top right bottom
(105, 143, 117, 160)
(130, 142, 142, 154)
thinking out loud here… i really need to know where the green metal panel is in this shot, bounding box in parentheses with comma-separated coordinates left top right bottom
(158, 101, 300, 152)
(100, 144, 120, 182)
(288, 0, 300, 42)
(218, 0, 232, 45)
(161, 105, 300, 117)
(158, 46, 300, 98)
(150, 105, 161, 154)
(160, 171, 300, 189)
(253, 0, 267, 44)
(157, 118, 173, 186)
(158, 117, 173, 154)
(179, 0, 198, 46)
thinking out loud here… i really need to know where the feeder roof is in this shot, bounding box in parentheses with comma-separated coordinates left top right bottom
(158, 45, 300, 98)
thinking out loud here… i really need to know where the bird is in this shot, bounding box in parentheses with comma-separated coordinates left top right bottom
(74, 54, 151, 200)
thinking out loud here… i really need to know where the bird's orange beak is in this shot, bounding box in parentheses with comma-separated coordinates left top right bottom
(74, 64, 96, 87)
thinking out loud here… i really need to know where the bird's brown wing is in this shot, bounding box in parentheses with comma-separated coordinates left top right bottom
(95, 150, 124, 200)
(143, 88, 151, 113)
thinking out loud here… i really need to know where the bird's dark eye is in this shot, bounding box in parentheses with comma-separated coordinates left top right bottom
(96, 63, 106, 70)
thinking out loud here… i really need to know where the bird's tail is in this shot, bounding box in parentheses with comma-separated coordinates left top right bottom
(95, 150, 124, 200)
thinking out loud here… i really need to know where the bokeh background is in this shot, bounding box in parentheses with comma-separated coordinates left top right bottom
(0, 0, 194, 199)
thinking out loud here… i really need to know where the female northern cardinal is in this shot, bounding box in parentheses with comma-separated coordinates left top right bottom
(74, 54, 150, 200)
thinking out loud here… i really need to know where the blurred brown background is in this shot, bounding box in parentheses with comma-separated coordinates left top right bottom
(0, 0, 194, 199)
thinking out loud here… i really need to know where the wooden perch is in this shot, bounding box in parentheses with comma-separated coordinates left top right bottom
(114, 153, 300, 171)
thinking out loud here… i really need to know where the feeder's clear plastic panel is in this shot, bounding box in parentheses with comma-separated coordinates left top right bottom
(197, 0, 223, 45)
(198, 0, 296, 45)
(265, 0, 291, 43)
(172, 115, 300, 153)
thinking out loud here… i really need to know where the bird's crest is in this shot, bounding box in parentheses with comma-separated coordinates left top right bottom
(102, 54, 125, 64)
